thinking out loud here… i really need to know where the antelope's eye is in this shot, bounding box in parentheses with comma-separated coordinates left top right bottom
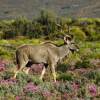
(67, 37, 72, 41)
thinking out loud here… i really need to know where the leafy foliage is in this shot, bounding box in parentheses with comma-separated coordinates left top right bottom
(0, 11, 99, 40)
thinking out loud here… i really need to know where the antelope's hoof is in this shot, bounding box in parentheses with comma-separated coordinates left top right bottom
(10, 76, 16, 80)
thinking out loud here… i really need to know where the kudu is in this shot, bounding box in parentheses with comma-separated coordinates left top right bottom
(14, 35, 79, 82)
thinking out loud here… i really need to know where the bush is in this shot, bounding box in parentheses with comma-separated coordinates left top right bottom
(55, 81, 73, 93)
(28, 22, 44, 38)
(75, 47, 94, 68)
(37, 10, 57, 36)
(84, 70, 100, 85)
(0, 31, 4, 39)
(75, 59, 93, 69)
(12, 16, 30, 36)
(1, 71, 13, 79)
(83, 25, 97, 41)
(57, 64, 70, 73)
(77, 18, 96, 25)
(71, 26, 86, 41)
(0, 47, 13, 60)
(0, 12, 100, 40)
(58, 73, 74, 81)
(65, 53, 81, 66)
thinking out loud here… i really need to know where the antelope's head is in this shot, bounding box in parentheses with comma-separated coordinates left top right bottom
(64, 35, 79, 53)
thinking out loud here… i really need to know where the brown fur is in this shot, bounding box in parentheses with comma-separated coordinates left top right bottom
(14, 36, 79, 82)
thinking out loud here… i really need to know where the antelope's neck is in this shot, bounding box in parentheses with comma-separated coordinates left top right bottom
(58, 45, 71, 60)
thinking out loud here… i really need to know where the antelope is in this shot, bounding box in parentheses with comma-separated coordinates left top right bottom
(14, 35, 79, 82)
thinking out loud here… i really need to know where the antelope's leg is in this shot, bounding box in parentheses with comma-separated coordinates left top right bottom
(25, 67, 30, 74)
(13, 66, 24, 78)
(13, 65, 20, 78)
(51, 65, 56, 82)
(13, 61, 28, 78)
(40, 67, 46, 80)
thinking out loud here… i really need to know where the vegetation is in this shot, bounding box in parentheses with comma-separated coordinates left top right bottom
(0, 10, 100, 99)
(0, 10, 100, 40)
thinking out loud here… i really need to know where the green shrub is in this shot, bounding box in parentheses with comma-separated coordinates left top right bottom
(57, 64, 70, 73)
(71, 26, 86, 41)
(1, 71, 13, 79)
(28, 22, 44, 38)
(16, 72, 43, 85)
(76, 47, 94, 68)
(0, 82, 23, 97)
(0, 20, 16, 39)
(24, 92, 44, 100)
(0, 85, 8, 97)
(82, 23, 100, 41)
(3, 30, 16, 39)
(40, 82, 55, 92)
(79, 41, 100, 59)
(95, 18, 100, 25)
(16, 72, 31, 84)
(0, 31, 4, 39)
(77, 85, 86, 98)
(65, 53, 81, 66)
(0, 40, 9, 45)
(75, 59, 93, 69)
(37, 10, 58, 37)
(12, 16, 30, 36)
(0, 13, 100, 40)
(55, 81, 72, 93)
(84, 70, 100, 85)
(77, 18, 96, 25)
(58, 73, 74, 81)
(0, 47, 13, 60)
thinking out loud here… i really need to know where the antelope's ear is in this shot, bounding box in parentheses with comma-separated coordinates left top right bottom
(64, 35, 72, 44)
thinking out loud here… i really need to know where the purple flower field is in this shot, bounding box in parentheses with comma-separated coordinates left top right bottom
(0, 59, 100, 100)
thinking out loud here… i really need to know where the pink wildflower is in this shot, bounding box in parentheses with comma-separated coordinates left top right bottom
(0, 67, 5, 72)
(24, 82, 39, 93)
(88, 84, 97, 96)
(15, 96, 21, 100)
(72, 82, 80, 90)
(0, 60, 6, 72)
(0, 79, 17, 85)
(42, 91, 52, 97)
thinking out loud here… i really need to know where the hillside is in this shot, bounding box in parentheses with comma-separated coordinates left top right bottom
(0, 0, 100, 19)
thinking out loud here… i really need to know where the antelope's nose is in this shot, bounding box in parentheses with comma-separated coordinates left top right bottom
(76, 48, 79, 52)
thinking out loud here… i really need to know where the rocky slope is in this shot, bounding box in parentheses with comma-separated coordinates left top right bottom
(0, 0, 100, 19)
